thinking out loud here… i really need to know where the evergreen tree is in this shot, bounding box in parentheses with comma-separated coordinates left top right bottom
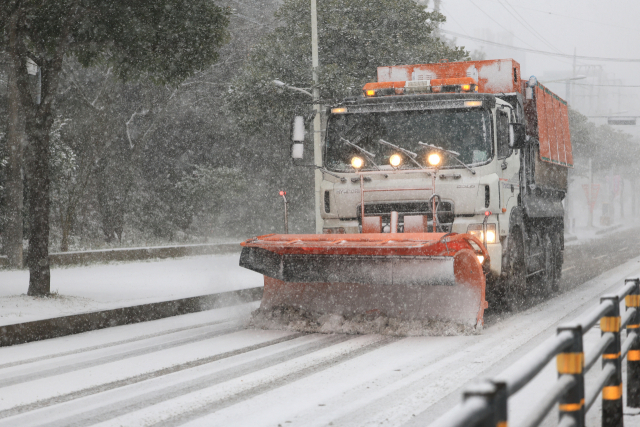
(1, 0, 230, 295)
(230, 0, 469, 134)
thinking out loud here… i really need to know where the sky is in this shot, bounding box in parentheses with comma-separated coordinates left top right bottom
(435, 0, 640, 136)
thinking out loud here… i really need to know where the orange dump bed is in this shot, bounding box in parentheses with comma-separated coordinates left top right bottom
(524, 83, 573, 167)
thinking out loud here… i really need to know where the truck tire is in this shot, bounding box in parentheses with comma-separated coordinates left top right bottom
(504, 230, 527, 312)
(538, 233, 556, 297)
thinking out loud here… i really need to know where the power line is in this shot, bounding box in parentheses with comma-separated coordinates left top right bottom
(495, 0, 564, 55)
(499, 1, 638, 32)
(573, 83, 640, 88)
(464, 0, 541, 52)
(439, 4, 471, 37)
(441, 30, 640, 63)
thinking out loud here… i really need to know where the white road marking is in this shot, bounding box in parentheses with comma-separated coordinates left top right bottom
(593, 254, 608, 260)
(618, 247, 629, 252)
(562, 266, 576, 273)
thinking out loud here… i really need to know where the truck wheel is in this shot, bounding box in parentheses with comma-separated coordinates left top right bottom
(504, 231, 527, 312)
(538, 234, 556, 297)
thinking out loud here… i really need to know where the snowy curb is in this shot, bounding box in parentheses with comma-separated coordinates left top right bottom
(47, 242, 242, 267)
(0, 287, 262, 347)
(595, 223, 624, 235)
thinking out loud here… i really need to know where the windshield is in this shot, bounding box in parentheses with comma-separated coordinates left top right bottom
(325, 109, 492, 172)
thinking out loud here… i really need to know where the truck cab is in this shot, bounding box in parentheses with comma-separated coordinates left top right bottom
(319, 92, 521, 279)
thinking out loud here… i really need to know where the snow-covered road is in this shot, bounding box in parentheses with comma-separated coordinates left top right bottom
(2, 250, 640, 426)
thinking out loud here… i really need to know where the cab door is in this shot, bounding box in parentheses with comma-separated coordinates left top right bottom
(496, 107, 520, 236)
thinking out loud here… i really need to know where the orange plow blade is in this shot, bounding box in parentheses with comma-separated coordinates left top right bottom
(239, 233, 489, 327)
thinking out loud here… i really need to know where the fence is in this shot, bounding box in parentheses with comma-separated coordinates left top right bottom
(432, 278, 640, 427)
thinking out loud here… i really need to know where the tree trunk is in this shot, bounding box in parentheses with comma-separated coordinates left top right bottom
(3, 48, 24, 268)
(7, 8, 68, 295)
(25, 114, 52, 295)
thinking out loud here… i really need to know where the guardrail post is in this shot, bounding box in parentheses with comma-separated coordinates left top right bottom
(601, 295, 623, 427)
(557, 324, 585, 427)
(462, 380, 507, 427)
(625, 278, 640, 408)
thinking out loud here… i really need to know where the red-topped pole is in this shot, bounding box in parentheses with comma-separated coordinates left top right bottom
(279, 191, 288, 234)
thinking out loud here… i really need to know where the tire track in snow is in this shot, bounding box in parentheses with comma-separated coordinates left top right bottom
(22, 334, 352, 427)
(0, 324, 244, 388)
(0, 318, 233, 370)
(0, 333, 307, 421)
(152, 337, 399, 427)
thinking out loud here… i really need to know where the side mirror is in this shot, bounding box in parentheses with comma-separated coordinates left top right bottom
(509, 123, 526, 149)
(291, 116, 305, 159)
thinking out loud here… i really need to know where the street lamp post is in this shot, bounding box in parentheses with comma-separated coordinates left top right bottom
(310, 0, 322, 233)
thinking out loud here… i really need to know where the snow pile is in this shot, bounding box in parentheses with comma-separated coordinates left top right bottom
(0, 294, 104, 323)
(247, 306, 479, 336)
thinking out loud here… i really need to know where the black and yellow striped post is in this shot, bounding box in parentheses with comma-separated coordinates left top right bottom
(601, 295, 623, 427)
(462, 381, 507, 427)
(557, 324, 585, 427)
(625, 278, 640, 408)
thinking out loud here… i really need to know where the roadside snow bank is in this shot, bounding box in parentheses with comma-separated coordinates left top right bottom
(0, 294, 106, 323)
(247, 306, 479, 336)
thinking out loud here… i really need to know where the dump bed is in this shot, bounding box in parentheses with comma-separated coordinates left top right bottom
(524, 83, 573, 168)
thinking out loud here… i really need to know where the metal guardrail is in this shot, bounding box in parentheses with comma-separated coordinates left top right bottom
(432, 278, 640, 427)
(0, 243, 241, 268)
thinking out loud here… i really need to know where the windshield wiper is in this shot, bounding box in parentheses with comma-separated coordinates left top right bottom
(418, 142, 476, 175)
(339, 136, 380, 170)
(377, 139, 426, 170)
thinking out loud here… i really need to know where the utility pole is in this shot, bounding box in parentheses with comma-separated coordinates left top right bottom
(588, 158, 594, 228)
(566, 48, 577, 106)
(433, 0, 442, 37)
(632, 177, 637, 220)
(311, 0, 323, 233)
(620, 178, 624, 220)
(571, 48, 576, 106)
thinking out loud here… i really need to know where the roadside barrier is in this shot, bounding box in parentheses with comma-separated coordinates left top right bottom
(431, 278, 640, 427)
(0, 287, 262, 346)
(0, 243, 241, 269)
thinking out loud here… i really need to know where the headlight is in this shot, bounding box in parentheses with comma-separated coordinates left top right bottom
(389, 154, 402, 167)
(351, 157, 364, 169)
(467, 224, 497, 244)
(427, 153, 441, 166)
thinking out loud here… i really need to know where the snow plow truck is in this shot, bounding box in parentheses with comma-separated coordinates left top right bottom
(240, 59, 572, 327)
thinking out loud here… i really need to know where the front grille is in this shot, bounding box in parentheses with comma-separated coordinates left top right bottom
(356, 201, 454, 232)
